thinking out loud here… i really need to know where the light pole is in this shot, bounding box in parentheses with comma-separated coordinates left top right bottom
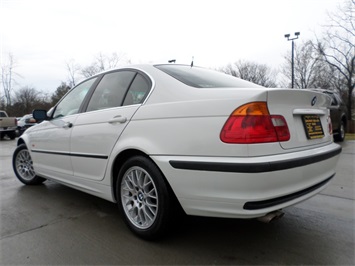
(284, 32, 300, 88)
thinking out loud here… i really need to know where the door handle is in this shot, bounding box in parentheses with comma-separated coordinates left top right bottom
(108, 115, 127, 124)
(63, 122, 73, 128)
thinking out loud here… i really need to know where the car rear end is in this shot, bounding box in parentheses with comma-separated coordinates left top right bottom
(120, 65, 342, 219)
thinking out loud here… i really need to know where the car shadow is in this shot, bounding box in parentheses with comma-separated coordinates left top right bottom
(5, 180, 351, 265)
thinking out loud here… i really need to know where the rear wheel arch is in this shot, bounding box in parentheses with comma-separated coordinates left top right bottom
(113, 152, 184, 239)
(111, 149, 147, 201)
(111, 149, 179, 204)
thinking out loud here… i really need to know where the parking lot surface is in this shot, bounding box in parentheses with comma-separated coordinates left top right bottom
(0, 139, 354, 265)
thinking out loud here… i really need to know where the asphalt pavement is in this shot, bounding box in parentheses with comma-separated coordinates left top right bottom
(0, 139, 354, 265)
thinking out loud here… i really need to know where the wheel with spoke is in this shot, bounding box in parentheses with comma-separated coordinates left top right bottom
(12, 144, 46, 185)
(117, 156, 173, 240)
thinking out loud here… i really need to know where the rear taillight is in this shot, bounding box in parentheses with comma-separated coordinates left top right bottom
(220, 102, 290, 144)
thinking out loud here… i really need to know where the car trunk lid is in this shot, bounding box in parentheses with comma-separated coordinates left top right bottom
(266, 89, 332, 150)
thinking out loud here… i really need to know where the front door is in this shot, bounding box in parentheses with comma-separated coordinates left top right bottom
(29, 78, 96, 178)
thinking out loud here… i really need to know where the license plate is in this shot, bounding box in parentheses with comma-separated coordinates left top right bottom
(302, 115, 324, 139)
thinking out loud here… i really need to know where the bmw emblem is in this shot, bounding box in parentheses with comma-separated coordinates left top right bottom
(311, 96, 317, 106)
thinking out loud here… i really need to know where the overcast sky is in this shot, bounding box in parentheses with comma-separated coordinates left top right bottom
(1, 0, 343, 93)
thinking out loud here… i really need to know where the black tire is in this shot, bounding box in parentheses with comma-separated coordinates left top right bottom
(8, 131, 16, 140)
(334, 120, 346, 142)
(16, 127, 23, 137)
(116, 156, 174, 240)
(12, 144, 46, 185)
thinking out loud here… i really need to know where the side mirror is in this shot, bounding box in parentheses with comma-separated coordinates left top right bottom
(32, 109, 48, 122)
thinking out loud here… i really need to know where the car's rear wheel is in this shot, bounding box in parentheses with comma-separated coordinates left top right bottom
(13, 144, 46, 185)
(117, 156, 173, 240)
(334, 120, 346, 142)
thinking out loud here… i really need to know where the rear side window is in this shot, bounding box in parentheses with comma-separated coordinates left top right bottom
(86, 71, 135, 112)
(123, 73, 151, 106)
(155, 64, 262, 88)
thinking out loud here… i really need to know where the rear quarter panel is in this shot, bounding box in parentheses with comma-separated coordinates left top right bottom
(114, 90, 290, 157)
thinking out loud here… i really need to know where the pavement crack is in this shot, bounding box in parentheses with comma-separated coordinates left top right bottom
(319, 192, 354, 201)
(0, 212, 88, 240)
(1, 222, 52, 240)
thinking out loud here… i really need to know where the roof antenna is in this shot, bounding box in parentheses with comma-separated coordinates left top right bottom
(190, 56, 194, 67)
(168, 59, 176, 63)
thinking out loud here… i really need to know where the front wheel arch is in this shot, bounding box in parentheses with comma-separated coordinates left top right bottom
(12, 144, 46, 185)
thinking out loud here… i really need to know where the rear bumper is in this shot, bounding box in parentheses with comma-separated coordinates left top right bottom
(243, 174, 334, 210)
(152, 143, 342, 218)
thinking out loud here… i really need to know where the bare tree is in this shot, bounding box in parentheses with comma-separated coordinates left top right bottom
(281, 40, 334, 89)
(65, 59, 81, 88)
(220, 60, 278, 87)
(81, 52, 126, 78)
(14, 87, 41, 114)
(6, 86, 51, 116)
(295, 41, 321, 89)
(1, 53, 19, 106)
(81, 65, 99, 79)
(316, 0, 355, 118)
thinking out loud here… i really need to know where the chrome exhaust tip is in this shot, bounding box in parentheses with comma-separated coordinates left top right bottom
(257, 210, 285, 223)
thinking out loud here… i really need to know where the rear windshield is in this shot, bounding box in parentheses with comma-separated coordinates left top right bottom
(155, 64, 263, 88)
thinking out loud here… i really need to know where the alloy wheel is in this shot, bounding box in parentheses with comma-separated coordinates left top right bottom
(120, 166, 158, 229)
(15, 149, 36, 181)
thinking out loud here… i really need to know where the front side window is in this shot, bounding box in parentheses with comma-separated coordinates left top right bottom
(52, 78, 96, 119)
(86, 71, 136, 112)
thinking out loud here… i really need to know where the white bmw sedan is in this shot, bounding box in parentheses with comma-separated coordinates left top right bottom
(13, 64, 342, 239)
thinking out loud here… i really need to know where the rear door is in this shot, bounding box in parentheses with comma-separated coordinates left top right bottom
(70, 70, 152, 181)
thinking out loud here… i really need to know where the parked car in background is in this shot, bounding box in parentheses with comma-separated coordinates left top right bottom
(312, 89, 348, 142)
(0, 110, 17, 140)
(16, 114, 37, 136)
(13, 64, 341, 240)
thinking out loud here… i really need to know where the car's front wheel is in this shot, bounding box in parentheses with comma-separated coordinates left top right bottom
(13, 144, 46, 185)
(117, 156, 174, 240)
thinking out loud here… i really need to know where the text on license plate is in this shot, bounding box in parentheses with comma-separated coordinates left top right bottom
(302, 115, 324, 139)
